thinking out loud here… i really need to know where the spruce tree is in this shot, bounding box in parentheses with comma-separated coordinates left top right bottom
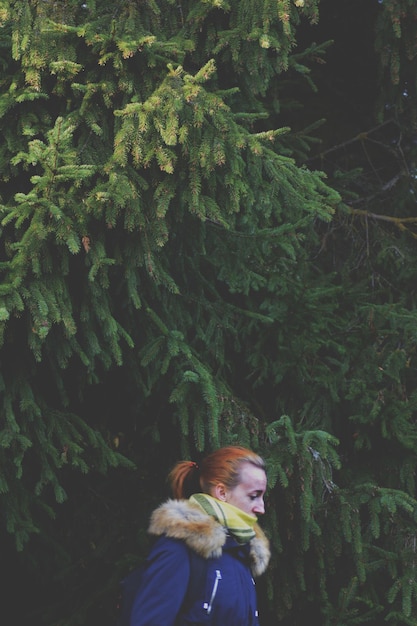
(1, 1, 417, 625)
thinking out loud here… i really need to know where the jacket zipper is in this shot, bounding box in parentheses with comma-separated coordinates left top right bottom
(203, 569, 222, 615)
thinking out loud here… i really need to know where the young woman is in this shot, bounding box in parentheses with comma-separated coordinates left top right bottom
(130, 446, 270, 626)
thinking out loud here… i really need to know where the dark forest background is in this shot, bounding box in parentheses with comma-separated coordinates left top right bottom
(2, 1, 417, 624)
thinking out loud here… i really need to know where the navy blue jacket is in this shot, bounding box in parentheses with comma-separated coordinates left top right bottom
(130, 499, 270, 626)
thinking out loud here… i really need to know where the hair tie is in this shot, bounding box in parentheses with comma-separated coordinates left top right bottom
(190, 461, 199, 470)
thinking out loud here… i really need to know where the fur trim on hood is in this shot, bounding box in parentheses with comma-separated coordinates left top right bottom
(148, 499, 270, 577)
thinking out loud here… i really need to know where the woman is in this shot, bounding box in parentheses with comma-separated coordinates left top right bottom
(130, 445, 270, 626)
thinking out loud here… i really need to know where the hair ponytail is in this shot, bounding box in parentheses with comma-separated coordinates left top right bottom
(168, 460, 201, 499)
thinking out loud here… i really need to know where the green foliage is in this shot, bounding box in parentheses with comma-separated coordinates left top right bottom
(2, 0, 417, 625)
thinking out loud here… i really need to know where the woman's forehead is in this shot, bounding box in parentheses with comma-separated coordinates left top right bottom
(238, 463, 267, 489)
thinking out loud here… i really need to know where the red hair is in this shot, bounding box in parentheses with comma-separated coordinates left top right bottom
(168, 446, 265, 499)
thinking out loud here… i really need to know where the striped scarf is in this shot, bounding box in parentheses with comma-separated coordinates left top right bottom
(190, 493, 257, 544)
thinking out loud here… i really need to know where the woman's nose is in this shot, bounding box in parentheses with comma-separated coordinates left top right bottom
(253, 499, 265, 515)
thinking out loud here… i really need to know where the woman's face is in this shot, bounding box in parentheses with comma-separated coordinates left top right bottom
(224, 462, 267, 517)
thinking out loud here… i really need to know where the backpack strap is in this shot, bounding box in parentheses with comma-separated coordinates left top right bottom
(181, 548, 207, 611)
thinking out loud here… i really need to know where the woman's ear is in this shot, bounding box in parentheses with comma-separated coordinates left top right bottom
(213, 483, 227, 501)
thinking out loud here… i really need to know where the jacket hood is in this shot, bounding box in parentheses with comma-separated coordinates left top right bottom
(148, 498, 271, 577)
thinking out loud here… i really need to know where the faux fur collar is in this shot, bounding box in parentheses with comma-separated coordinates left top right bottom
(148, 498, 271, 577)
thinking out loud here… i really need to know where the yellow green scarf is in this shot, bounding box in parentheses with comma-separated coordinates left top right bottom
(190, 493, 257, 544)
